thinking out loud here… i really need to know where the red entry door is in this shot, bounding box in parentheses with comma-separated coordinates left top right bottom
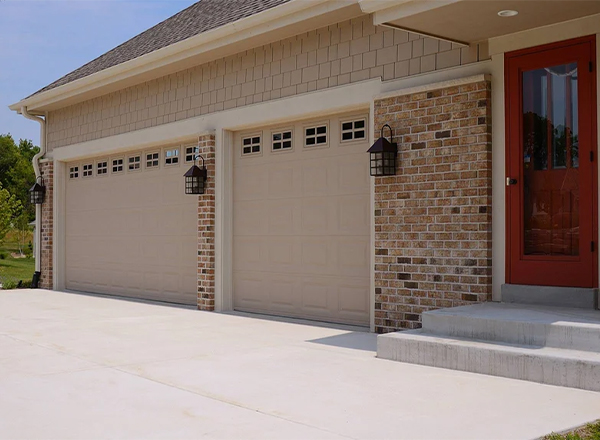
(506, 36, 597, 288)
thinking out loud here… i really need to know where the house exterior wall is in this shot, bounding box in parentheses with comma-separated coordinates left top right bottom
(373, 79, 492, 333)
(40, 160, 54, 289)
(46, 16, 487, 152)
(197, 134, 216, 311)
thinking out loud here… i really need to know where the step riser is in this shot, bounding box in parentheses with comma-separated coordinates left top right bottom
(378, 333, 600, 392)
(423, 314, 600, 352)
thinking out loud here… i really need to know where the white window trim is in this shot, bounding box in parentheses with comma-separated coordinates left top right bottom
(111, 157, 125, 175)
(95, 159, 109, 177)
(127, 154, 142, 172)
(340, 117, 368, 144)
(270, 128, 294, 153)
(68, 164, 80, 180)
(163, 147, 180, 167)
(240, 132, 262, 157)
(303, 121, 329, 148)
(82, 163, 93, 178)
(145, 151, 160, 170)
(184, 145, 200, 163)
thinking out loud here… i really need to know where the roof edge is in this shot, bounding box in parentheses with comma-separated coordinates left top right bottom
(9, 0, 358, 113)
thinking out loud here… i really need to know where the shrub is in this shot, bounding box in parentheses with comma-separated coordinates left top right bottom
(19, 280, 32, 289)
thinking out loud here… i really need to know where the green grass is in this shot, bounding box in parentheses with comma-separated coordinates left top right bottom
(0, 230, 35, 288)
(545, 421, 600, 440)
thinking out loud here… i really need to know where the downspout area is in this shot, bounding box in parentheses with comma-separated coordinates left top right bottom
(20, 107, 46, 283)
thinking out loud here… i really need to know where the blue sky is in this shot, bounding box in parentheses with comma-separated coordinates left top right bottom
(0, 0, 197, 146)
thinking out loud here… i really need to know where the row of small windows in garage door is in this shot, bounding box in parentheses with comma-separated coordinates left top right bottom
(68, 145, 199, 179)
(68, 117, 368, 179)
(241, 117, 367, 156)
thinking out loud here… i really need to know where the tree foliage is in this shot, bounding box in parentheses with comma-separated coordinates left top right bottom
(0, 182, 22, 244)
(0, 134, 39, 221)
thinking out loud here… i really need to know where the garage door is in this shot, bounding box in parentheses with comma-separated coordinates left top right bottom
(65, 146, 198, 305)
(233, 113, 371, 326)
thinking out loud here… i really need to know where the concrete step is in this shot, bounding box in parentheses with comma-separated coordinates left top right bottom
(422, 303, 600, 352)
(377, 330, 600, 392)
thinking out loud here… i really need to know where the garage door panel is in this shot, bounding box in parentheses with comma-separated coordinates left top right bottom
(300, 280, 331, 312)
(233, 275, 266, 307)
(266, 199, 297, 235)
(338, 156, 370, 194)
(338, 238, 369, 277)
(234, 237, 264, 273)
(233, 165, 267, 201)
(268, 166, 298, 198)
(233, 200, 269, 236)
(233, 113, 370, 325)
(267, 238, 296, 270)
(66, 154, 197, 306)
(301, 161, 331, 197)
(338, 195, 370, 234)
(301, 197, 335, 234)
(338, 281, 370, 315)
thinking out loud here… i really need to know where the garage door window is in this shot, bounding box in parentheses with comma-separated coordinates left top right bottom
(341, 119, 366, 142)
(82, 163, 93, 178)
(304, 124, 328, 147)
(112, 158, 124, 174)
(96, 160, 108, 176)
(185, 146, 199, 163)
(272, 130, 293, 152)
(146, 152, 160, 169)
(128, 155, 141, 172)
(69, 166, 79, 179)
(164, 148, 179, 166)
(242, 135, 261, 156)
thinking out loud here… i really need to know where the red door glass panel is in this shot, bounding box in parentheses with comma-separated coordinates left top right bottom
(506, 36, 597, 288)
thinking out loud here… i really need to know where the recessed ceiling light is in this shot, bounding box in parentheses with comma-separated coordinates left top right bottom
(498, 10, 518, 17)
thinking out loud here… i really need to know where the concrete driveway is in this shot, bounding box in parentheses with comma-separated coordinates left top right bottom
(1, 289, 600, 439)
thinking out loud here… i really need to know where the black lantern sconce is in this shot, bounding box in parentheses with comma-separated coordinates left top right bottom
(29, 176, 45, 205)
(367, 124, 397, 176)
(184, 154, 208, 195)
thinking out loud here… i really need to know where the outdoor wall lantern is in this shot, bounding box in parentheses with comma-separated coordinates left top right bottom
(29, 176, 45, 205)
(367, 124, 397, 176)
(184, 154, 208, 195)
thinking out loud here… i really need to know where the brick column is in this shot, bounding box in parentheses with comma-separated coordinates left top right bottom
(197, 134, 216, 311)
(373, 79, 492, 333)
(39, 160, 54, 289)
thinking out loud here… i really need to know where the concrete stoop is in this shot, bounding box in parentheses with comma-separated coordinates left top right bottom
(377, 303, 600, 392)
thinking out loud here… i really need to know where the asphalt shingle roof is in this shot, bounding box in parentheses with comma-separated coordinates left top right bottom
(31, 0, 291, 97)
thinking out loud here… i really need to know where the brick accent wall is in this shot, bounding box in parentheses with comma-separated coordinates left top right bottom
(197, 134, 216, 311)
(373, 79, 492, 333)
(39, 161, 54, 289)
(47, 16, 488, 151)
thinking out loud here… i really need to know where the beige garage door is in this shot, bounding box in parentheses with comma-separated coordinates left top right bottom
(65, 146, 198, 305)
(233, 113, 371, 326)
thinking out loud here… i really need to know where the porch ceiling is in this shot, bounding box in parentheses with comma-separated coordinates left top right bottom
(380, 1, 600, 44)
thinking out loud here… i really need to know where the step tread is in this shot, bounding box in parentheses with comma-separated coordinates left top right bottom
(425, 303, 600, 328)
(379, 329, 600, 363)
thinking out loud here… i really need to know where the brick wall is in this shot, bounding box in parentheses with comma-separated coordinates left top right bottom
(47, 16, 488, 151)
(373, 79, 492, 333)
(39, 161, 54, 289)
(197, 134, 216, 311)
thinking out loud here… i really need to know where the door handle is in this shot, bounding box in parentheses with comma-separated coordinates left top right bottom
(506, 177, 517, 186)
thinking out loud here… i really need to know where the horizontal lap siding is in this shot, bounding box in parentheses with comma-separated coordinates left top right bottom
(47, 16, 488, 151)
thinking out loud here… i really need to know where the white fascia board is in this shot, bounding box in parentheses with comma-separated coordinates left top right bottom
(9, 0, 356, 113)
(358, 0, 411, 14)
(372, 0, 462, 26)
